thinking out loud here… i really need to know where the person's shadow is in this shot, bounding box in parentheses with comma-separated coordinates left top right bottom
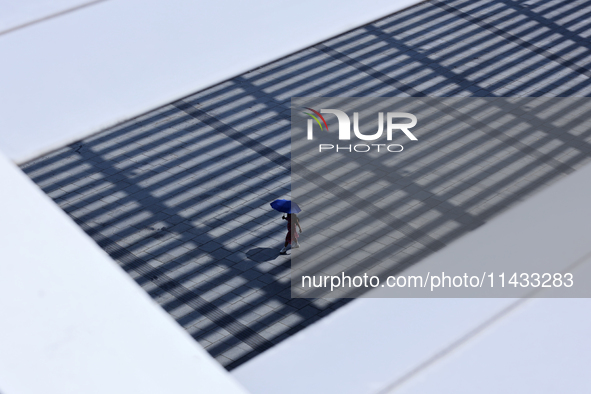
(245, 247, 280, 262)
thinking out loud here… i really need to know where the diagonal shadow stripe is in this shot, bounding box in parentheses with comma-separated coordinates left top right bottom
(74, 218, 275, 353)
(173, 100, 447, 252)
(431, 0, 591, 79)
(173, 101, 291, 170)
(493, 0, 591, 52)
(429, 100, 575, 174)
(316, 43, 426, 97)
(316, 43, 575, 175)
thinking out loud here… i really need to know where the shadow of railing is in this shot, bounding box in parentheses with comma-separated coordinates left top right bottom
(21, 0, 591, 369)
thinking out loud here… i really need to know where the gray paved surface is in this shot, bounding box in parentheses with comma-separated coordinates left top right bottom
(21, 0, 591, 368)
(290, 96, 591, 298)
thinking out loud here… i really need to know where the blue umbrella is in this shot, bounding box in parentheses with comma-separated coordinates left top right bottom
(270, 199, 301, 214)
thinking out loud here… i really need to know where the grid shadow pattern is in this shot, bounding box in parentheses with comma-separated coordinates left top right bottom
(290, 97, 591, 298)
(21, 0, 591, 368)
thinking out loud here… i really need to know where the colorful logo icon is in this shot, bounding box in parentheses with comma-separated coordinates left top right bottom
(304, 108, 329, 132)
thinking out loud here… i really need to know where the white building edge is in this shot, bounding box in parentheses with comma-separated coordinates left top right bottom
(1, 1, 589, 393)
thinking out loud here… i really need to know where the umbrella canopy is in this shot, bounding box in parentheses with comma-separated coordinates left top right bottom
(270, 199, 301, 214)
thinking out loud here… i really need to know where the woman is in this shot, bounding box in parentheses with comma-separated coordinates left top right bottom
(280, 213, 302, 254)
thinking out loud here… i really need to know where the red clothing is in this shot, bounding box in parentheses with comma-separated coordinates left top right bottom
(286, 216, 299, 244)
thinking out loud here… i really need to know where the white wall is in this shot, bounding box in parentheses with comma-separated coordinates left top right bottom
(0, 0, 421, 163)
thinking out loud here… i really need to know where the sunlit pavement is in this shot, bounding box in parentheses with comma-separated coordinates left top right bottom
(22, 0, 591, 368)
